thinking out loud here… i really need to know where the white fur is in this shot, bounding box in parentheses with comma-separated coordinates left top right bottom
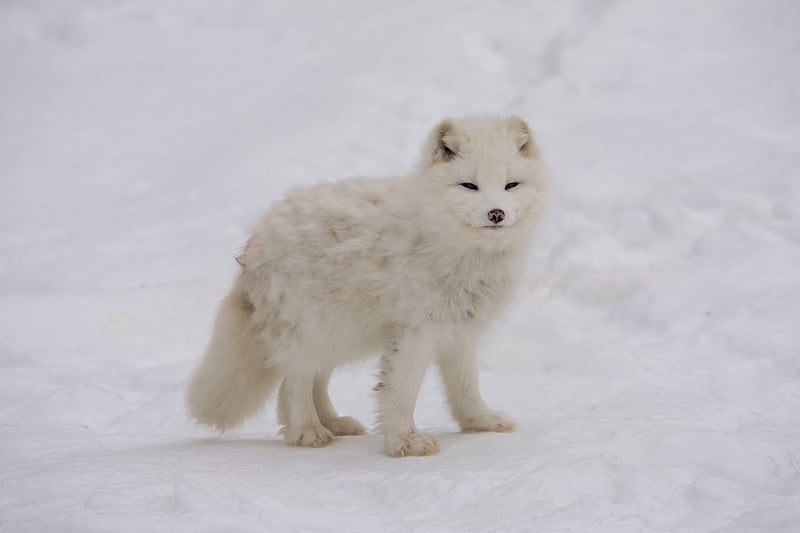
(187, 116, 548, 456)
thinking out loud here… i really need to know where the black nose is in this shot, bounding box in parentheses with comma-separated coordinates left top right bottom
(487, 209, 505, 224)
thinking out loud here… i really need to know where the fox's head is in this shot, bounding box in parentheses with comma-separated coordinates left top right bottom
(413, 116, 548, 249)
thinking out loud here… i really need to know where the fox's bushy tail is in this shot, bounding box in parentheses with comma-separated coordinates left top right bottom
(187, 280, 280, 431)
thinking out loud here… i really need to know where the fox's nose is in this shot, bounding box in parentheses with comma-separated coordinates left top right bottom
(487, 209, 505, 224)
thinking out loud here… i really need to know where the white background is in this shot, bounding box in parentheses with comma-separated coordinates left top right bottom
(1, 1, 798, 531)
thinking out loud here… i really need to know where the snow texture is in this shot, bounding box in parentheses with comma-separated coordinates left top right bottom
(1, 1, 799, 531)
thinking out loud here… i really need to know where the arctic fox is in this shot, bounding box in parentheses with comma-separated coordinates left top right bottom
(187, 116, 548, 456)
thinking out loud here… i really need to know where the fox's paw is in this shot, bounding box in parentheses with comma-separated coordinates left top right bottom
(385, 432, 439, 457)
(288, 425, 336, 448)
(460, 411, 517, 433)
(322, 416, 367, 436)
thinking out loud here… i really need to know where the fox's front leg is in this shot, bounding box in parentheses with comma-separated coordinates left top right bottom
(377, 329, 439, 457)
(438, 335, 516, 433)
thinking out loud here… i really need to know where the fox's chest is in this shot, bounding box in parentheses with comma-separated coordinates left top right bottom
(426, 267, 517, 324)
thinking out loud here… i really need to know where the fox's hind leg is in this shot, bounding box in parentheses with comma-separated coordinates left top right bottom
(313, 371, 367, 436)
(278, 367, 335, 447)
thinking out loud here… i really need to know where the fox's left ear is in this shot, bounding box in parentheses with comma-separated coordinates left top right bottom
(508, 116, 540, 159)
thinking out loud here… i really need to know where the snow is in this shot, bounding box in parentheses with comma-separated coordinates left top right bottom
(1, 0, 799, 531)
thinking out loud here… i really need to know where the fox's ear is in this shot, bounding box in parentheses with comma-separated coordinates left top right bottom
(428, 119, 461, 165)
(508, 116, 540, 158)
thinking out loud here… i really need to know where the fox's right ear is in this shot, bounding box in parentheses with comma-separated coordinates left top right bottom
(427, 119, 461, 166)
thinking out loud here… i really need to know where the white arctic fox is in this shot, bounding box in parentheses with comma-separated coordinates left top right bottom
(187, 116, 548, 456)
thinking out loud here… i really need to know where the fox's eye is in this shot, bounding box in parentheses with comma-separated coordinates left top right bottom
(459, 182, 479, 191)
(505, 181, 521, 190)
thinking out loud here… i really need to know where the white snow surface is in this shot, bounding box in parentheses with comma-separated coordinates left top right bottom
(2, 1, 799, 531)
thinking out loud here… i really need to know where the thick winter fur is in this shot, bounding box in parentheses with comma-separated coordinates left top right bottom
(187, 116, 548, 456)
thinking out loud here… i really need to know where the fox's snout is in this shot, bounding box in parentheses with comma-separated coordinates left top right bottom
(487, 209, 505, 224)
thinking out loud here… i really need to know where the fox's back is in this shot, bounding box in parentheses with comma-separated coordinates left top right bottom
(241, 177, 411, 314)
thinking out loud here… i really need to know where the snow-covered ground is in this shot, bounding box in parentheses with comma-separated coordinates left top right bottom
(2, 0, 799, 531)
